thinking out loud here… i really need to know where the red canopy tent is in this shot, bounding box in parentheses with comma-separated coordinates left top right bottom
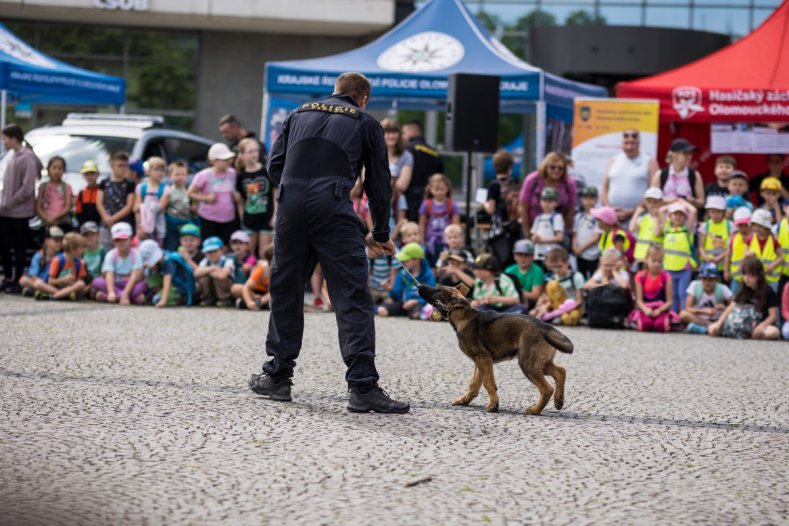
(617, 0, 789, 185)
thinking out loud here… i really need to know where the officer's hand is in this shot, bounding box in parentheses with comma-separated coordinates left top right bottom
(374, 239, 396, 257)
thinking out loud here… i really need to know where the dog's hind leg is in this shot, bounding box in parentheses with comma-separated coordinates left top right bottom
(476, 356, 499, 413)
(544, 361, 566, 410)
(452, 366, 482, 406)
(522, 371, 553, 415)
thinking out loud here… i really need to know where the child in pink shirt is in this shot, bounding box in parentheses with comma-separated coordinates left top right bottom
(36, 156, 72, 232)
(188, 143, 238, 245)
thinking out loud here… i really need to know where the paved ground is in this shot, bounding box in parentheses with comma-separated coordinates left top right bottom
(0, 295, 787, 525)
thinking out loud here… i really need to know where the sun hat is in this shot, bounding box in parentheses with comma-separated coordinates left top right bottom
(79, 221, 99, 234)
(208, 143, 235, 161)
(705, 195, 726, 210)
(644, 187, 663, 200)
(80, 160, 99, 174)
(138, 240, 163, 268)
(395, 242, 425, 262)
(750, 208, 773, 229)
(698, 262, 720, 279)
(110, 222, 132, 240)
(732, 207, 752, 225)
(667, 202, 688, 216)
(179, 223, 201, 238)
(580, 186, 598, 197)
(48, 226, 65, 239)
(590, 206, 617, 225)
(540, 187, 559, 201)
(669, 138, 697, 152)
(760, 177, 782, 191)
(202, 236, 224, 253)
(230, 230, 250, 244)
(513, 239, 535, 255)
(474, 253, 500, 272)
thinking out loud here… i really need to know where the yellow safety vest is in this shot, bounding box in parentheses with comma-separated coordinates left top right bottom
(777, 218, 789, 277)
(729, 232, 747, 282)
(633, 213, 663, 261)
(748, 234, 781, 283)
(663, 226, 697, 271)
(599, 227, 631, 255)
(703, 219, 731, 271)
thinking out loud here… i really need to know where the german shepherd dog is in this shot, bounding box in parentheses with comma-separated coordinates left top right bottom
(418, 283, 573, 415)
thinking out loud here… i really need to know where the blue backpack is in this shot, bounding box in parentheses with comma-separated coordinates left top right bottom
(55, 253, 81, 278)
(165, 252, 195, 306)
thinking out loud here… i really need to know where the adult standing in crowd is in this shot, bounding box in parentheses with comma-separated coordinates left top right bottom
(218, 114, 267, 164)
(485, 150, 519, 266)
(650, 138, 705, 210)
(750, 154, 789, 206)
(400, 119, 443, 222)
(518, 152, 577, 238)
(601, 129, 659, 225)
(381, 118, 413, 236)
(248, 72, 409, 414)
(0, 124, 42, 294)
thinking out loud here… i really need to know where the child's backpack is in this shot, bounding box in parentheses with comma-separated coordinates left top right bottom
(494, 272, 524, 300)
(424, 197, 454, 219)
(230, 254, 250, 284)
(140, 182, 166, 201)
(165, 252, 195, 306)
(586, 284, 630, 328)
(692, 281, 726, 305)
(659, 168, 698, 198)
(721, 303, 760, 339)
(55, 253, 81, 279)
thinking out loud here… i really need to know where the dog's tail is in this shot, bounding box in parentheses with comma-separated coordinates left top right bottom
(539, 323, 574, 354)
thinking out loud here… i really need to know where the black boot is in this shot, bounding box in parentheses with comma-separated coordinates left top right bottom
(248, 373, 292, 402)
(347, 385, 410, 414)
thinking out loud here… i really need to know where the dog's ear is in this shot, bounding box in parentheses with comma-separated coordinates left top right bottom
(455, 283, 469, 296)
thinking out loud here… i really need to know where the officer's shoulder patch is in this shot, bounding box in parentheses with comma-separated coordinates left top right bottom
(297, 102, 361, 119)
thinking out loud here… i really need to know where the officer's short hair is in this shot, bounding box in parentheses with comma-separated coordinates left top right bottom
(403, 120, 423, 133)
(219, 114, 241, 128)
(334, 72, 371, 101)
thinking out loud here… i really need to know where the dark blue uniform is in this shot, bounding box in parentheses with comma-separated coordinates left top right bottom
(263, 94, 392, 390)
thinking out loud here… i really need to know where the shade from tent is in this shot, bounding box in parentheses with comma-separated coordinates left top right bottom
(0, 20, 125, 125)
(616, 0, 789, 124)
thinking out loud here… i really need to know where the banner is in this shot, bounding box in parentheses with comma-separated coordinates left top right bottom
(711, 122, 789, 154)
(263, 96, 300, 152)
(571, 98, 659, 191)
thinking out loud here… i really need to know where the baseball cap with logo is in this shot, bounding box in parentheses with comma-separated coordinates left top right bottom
(698, 262, 720, 279)
(513, 239, 535, 255)
(48, 226, 65, 239)
(733, 207, 752, 225)
(111, 222, 133, 240)
(179, 223, 201, 238)
(474, 253, 500, 272)
(81, 160, 99, 174)
(705, 195, 726, 210)
(202, 236, 224, 253)
(79, 221, 99, 234)
(750, 208, 773, 229)
(644, 187, 663, 200)
(540, 187, 559, 201)
(669, 138, 697, 152)
(395, 242, 425, 262)
(760, 177, 782, 192)
(581, 186, 598, 198)
(208, 143, 235, 161)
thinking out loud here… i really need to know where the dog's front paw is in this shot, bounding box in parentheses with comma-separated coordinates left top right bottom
(485, 401, 499, 413)
(452, 396, 471, 406)
(554, 397, 564, 410)
(525, 405, 542, 415)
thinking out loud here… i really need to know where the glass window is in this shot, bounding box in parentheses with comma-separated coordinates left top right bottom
(164, 138, 210, 174)
(692, 7, 750, 35)
(598, 5, 644, 25)
(646, 6, 692, 29)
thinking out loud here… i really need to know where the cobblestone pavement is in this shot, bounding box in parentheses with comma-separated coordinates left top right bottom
(0, 295, 787, 525)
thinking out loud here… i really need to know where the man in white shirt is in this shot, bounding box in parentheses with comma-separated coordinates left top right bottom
(601, 129, 659, 225)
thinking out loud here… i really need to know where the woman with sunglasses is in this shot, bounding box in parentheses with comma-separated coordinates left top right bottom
(602, 129, 659, 226)
(518, 152, 577, 239)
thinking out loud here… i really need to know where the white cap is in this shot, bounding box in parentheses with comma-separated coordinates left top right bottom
(208, 142, 235, 161)
(750, 208, 773, 229)
(230, 230, 250, 244)
(644, 187, 663, 200)
(705, 195, 726, 210)
(733, 207, 752, 225)
(138, 239, 163, 267)
(111, 222, 133, 240)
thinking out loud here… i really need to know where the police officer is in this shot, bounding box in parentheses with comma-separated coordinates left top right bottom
(248, 72, 409, 414)
(401, 120, 444, 222)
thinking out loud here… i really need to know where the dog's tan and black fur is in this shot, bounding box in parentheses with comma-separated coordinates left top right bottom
(419, 283, 573, 415)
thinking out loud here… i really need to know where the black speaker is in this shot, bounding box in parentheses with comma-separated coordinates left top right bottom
(445, 73, 499, 152)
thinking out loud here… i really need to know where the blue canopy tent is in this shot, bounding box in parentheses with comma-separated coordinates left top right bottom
(0, 21, 125, 131)
(263, 0, 605, 161)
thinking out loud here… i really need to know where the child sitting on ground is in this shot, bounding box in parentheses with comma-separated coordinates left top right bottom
(93, 222, 146, 305)
(631, 244, 674, 332)
(19, 226, 63, 295)
(629, 187, 664, 265)
(229, 230, 256, 281)
(530, 248, 584, 326)
(36, 156, 72, 233)
(724, 207, 752, 294)
(464, 253, 523, 314)
(531, 187, 564, 266)
(134, 156, 168, 244)
(177, 223, 204, 276)
(232, 244, 273, 311)
(680, 262, 733, 334)
(572, 186, 601, 279)
(79, 222, 104, 286)
(195, 236, 235, 307)
(418, 173, 460, 266)
(435, 224, 474, 285)
(583, 249, 629, 290)
(33, 232, 87, 301)
(709, 256, 780, 340)
(505, 239, 544, 309)
(378, 243, 435, 320)
(367, 233, 397, 304)
(698, 195, 731, 275)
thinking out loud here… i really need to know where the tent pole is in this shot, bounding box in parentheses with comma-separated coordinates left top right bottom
(260, 91, 270, 144)
(535, 101, 546, 162)
(426, 111, 438, 146)
(464, 150, 473, 248)
(0, 90, 6, 154)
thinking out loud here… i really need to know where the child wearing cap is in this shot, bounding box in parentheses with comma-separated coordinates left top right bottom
(745, 209, 782, 292)
(188, 143, 238, 245)
(232, 243, 273, 311)
(93, 222, 146, 304)
(724, 171, 753, 220)
(18, 227, 63, 295)
(505, 239, 545, 308)
(75, 160, 101, 228)
(194, 236, 236, 307)
(462, 253, 523, 314)
(531, 187, 565, 265)
(137, 239, 166, 304)
(163, 161, 196, 252)
(79, 222, 104, 284)
(229, 230, 256, 281)
(680, 262, 733, 334)
(651, 138, 705, 210)
(177, 222, 203, 274)
(97, 151, 136, 250)
(698, 195, 732, 275)
(573, 186, 601, 279)
(630, 187, 665, 265)
(378, 242, 436, 319)
(134, 156, 168, 244)
(33, 232, 87, 301)
(661, 201, 697, 313)
(724, 207, 753, 294)
(593, 206, 635, 266)
(36, 156, 72, 234)
(531, 248, 584, 325)
(759, 177, 784, 223)
(705, 156, 735, 198)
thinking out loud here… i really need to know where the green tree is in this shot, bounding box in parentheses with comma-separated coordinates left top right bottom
(565, 10, 607, 25)
(501, 9, 557, 59)
(475, 9, 500, 33)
